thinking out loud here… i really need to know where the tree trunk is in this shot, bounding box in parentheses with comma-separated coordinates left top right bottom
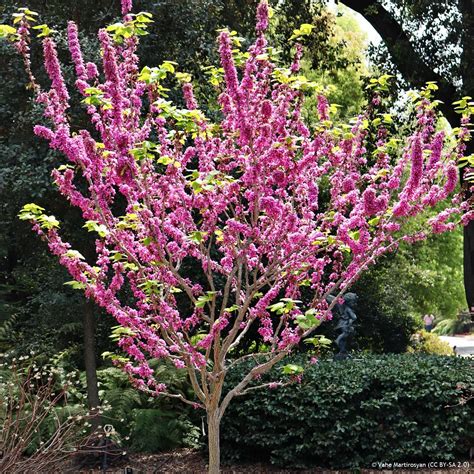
(460, 0, 474, 309)
(464, 222, 474, 309)
(83, 300, 101, 429)
(207, 407, 221, 474)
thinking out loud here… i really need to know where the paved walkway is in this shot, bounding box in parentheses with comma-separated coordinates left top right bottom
(439, 335, 474, 356)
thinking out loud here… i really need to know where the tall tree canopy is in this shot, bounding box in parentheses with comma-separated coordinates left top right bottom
(341, 0, 474, 308)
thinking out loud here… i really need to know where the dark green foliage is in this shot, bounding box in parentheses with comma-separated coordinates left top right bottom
(221, 354, 473, 469)
(271, 0, 346, 71)
(0, 0, 119, 361)
(300, 257, 421, 354)
(352, 263, 421, 353)
(96, 363, 200, 452)
(130, 408, 199, 452)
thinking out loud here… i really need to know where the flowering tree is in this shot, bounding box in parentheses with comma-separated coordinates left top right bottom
(2, 0, 473, 471)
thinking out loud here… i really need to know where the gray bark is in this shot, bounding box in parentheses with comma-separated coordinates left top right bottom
(83, 300, 100, 429)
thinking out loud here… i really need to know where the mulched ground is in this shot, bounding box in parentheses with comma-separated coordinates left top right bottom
(73, 449, 472, 474)
(76, 449, 303, 473)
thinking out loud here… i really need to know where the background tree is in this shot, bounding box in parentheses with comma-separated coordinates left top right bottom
(341, 0, 474, 309)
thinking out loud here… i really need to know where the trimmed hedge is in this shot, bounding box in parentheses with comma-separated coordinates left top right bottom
(221, 354, 473, 469)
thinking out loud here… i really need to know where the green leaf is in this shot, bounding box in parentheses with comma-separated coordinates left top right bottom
(135, 12, 154, 23)
(12, 9, 38, 24)
(64, 250, 85, 260)
(32, 24, 55, 37)
(304, 335, 332, 347)
(175, 71, 192, 83)
(368, 216, 381, 227)
(267, 302, 286, 313)
(189, 231, 205, 244)
(64, 280, 87, 290)
(18, 203, 45, 221)
(195, 291, 217, 308)
(191, 180, 203, 193)
(268, 298, 300, 315)
(109, 325, 136, 341)
(290, 23, 315, 40)
(160, 61, 176, 73)
(38, 214, 60, 229)
(138, 279, 162, 296)
(157, 155, 173, 165)
(295, 309, 321, 330)
(111, 251, 124, 262)
(281, 364, 304, 375)
(348, 230, 360, 241)
(82, 87, 112, 109)
(0, 25, 17, 39)
(83, 220, 108, 238)
(123, 262, 139, 271)
(18, 8, 39, 16)
(373, 168, 389, 181)
(56, 164, 74, 172)
(319, 336, 332, 346)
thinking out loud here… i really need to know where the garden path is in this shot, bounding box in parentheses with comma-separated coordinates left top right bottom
(440, 335, 474, 356)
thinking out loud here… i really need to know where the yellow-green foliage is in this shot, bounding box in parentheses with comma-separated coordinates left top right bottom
(408, 330, 453, 355)
(301, 5, 369, 123)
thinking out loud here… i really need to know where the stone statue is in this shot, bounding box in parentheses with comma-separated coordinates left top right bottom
(326, 292, 358, 360)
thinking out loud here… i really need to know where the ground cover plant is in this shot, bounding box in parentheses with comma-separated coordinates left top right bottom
(1, 0, 473, 471)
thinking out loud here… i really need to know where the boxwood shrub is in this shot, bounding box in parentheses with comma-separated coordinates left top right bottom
(221, 354, 473, 469)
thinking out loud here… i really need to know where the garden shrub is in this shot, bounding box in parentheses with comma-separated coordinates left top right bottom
(0, 354, 97, 473)
(221, 354, 473, 469)
(408, 330, 454, 355)
(434, 313, 472, 336)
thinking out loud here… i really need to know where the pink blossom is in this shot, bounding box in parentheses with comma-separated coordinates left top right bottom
(182, 82, 198, 110)
(173, 359, 186, 369)
(43, 37, 69, 104)
(443, 164, 458, 195)
(219, 31, 239, 101)
(67, 22, 86, 81)
(86, 62, 98, 80)
(33, 125, 54, 141)
(121, 0, 133, 15)
(317, 95, 329, 121)
(256, 0, 269, 32)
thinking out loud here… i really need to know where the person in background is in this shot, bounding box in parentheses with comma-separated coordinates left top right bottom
(423, 313, 435, 332)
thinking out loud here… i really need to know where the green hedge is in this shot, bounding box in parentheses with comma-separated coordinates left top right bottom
(221, 354, 473, 469)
